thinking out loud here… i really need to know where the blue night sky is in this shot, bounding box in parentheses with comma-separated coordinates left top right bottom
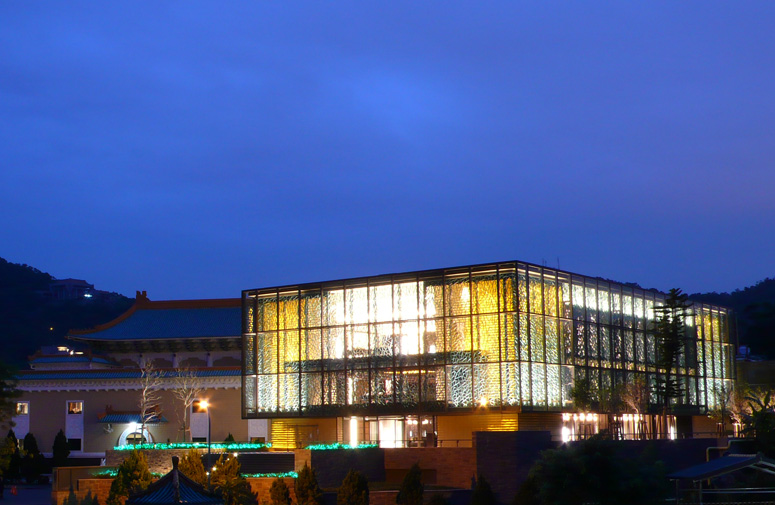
(2, 2, 774, 300)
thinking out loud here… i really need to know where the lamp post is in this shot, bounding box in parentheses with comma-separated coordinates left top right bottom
(200, 400, 211, 487)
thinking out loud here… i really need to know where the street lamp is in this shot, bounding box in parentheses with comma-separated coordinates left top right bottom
(200, 400, 211, 487)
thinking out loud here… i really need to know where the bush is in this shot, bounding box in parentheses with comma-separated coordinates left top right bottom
(427, 495, 448, 505)
(396, 463, 423, 505)
(471, 475, 496, 505)
(337, 469, 369, 505)
(53, 429, 71, 467)
(210, 453, 257, 505)
(178, 449, 207, 487)
(106, 450, 153, 505)
(295, 463, 323, 505)
(269, 478, 291, 505)
(224, 433, 235, 443)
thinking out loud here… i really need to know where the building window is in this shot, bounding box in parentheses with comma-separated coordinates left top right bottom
(192, 437, 207, 443)
(68, 438, 82, 451)
(126, 433, 146, 445)
(68, 401, 83, 415)
(15, 402, 29, 415)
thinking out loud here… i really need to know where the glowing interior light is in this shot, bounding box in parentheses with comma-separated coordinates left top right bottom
(199, 400, 209, 411)
(561, 426, 571, 443)
(478, 397, 488, 408)
(349, 417, 358, 448)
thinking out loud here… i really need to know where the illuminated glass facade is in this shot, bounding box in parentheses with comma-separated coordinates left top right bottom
(241, 262, 733, 418)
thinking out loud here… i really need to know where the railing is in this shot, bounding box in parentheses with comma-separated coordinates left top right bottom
(268, 439, 473, 450)
(53, 466, 114, 492)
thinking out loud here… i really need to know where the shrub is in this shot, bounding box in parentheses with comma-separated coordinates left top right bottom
(269, 478, 291, 505)
(471, 475, 496, 505)
(178, 449, 207, 487)
(210, 453, 257, 505)
(396, 463, 423, 505)
(295, 463, 323, 505)
(337, 469, 369, 505)
(53, 429, 71, 467)
(106, 450, 153, 505)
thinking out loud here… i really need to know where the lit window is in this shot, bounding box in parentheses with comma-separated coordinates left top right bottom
(192, 400, 205, 413)
(15, 402, 28, 415)
(68, 401, 83, 415)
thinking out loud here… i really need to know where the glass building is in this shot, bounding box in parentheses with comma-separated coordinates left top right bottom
(241, 262, 734, 444)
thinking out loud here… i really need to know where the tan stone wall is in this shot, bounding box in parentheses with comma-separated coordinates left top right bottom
(105, 449, 199, 473)
(383, 448, 475, 489)
(19, 387, 247, 454)
(52, 478, 113, 505)
(293, 449, 312, 472)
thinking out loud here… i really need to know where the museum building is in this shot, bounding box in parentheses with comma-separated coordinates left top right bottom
(242, 261, 735, 447)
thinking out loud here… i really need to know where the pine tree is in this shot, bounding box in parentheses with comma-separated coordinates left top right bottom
(6, 429, 21, 480)
(337, 470, 369, 505)
(21, 433, 45, 483)
(471, 475, 496, 505)
(294, 463, 323, 505)
(396, 463, 423, 505)
(178, 448, 207, 487)
(269, 478, 291, 505)
(209, 453, 257, 505)
(106, 450, 153, 505)
(53, 429, 71, 467)
(654, 288, 692, 436)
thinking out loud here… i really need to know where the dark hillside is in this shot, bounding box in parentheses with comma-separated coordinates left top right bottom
(691, 278, 775, 358)
(0, 257, 133, 366)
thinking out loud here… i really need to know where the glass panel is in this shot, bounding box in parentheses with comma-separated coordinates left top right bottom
(257, 332, 276, 374)
(558, 273, 572, 319)
(257, 375, 277, 413)
(599, 326, 610, 366)
(300, 292, 322, 328)
(529, 272, 543, 314)
(301, 373, 323, 413)
(278, 296, 299, 330)
(520, 362, 531, 406)
(472, 314, 499, 362)
(499, 269, 517, 313)
(278, 373, 299, 412)
(394, 281, 419, 321)
(598, 287, 610, 325)
(346, 287, 368, 325)
(585, 281, 598, 323)
(445, 276, 470, 316)
(244, 335, 256, 374)
(244, 375, 256, 414)
(257, 296, 278, 331)
(472, 276, 498, 314)
(561, 319, 573, 365)
(543, 274, 558, 317)
(518, 267, 529, 313)
(531, 363, 546, 407)
(501, 313, 518, 361)
(547, 365, 561, 407)
(323, 289, 344, 326)
(519, 314, 530, 361)
(279, 330, 300, 373)
(474, 364, 500, 407)
(370, 284, 393, 323)
(447, 364, 472, 407)
(545, 318, 559, 364)
(372, 369, 394, 406)
(530, 315, 545, 363)
(501, 362, 520, 406)
(446, 316, 471, 363)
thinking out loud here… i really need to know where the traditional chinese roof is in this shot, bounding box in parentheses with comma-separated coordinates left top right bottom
(668, 454, 775, 481)
(16, 367, 241, 382)
(66, 294, 241, 353)
(98, 413, 168, 424)
(127, 456, 222, 505)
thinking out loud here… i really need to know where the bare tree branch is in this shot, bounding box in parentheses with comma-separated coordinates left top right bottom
(172, 365, 204, 442)
(139, 360, 163, 441)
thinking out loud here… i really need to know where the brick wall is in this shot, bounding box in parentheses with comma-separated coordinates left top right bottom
(383, 448, 475, 489)
(247, 477, 297, 504)
(52, 478, 113, 505)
